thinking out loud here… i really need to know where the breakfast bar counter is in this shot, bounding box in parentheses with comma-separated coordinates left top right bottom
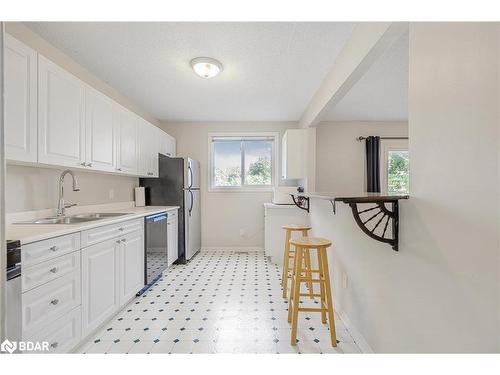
(291, 192, 409, 251)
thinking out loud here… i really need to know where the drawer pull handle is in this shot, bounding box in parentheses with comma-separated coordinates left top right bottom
(119, 227, 124, 231)
(50, 299, 59, 306)
(116, 240, 121, 244)
(50, 267, 58, 274)
(50, 342, 59, 349)
(121, 238, 126, 242)
(49, 246, 58, 252)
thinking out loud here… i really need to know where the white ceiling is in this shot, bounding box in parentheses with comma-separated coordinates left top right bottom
(319, 30, 409, 122)
(26, 22, 356, 122)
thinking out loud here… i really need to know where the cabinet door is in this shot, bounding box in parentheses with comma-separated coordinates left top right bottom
(282, 129, 306, 179)
(85, 86, 116, 172)
(81, 238, 120, 336)
(137, 120, 158, 177)
(119, 230, 144, 306)
(168, 134, 176, 157)
(158, 130, 175, 158)
(115, 106, 138, 174)
(38, 55, 85, 168)
(167, 213, 178, 267)
(4, 34, 38, 163)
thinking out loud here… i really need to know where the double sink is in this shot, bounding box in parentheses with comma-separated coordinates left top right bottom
(16, 212, 130, 225)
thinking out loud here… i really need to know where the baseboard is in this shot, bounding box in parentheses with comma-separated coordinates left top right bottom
(201, 246, 264, 252)
(337, 309, 374, 353)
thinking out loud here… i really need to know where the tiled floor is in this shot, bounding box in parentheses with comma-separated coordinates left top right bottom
(77, 250, 361, 354)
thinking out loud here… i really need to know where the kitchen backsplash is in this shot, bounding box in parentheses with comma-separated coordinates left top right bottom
(6, 165, 138, 213)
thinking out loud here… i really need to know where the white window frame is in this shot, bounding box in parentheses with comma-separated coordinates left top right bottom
(380, 139, 409, 195)
(208, 132, 279, 192)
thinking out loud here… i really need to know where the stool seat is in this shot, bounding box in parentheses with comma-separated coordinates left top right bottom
(290, 237, 331, 248)
(282, 224, 312, 231)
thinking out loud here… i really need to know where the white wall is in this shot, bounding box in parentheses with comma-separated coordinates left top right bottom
(160, 122, 300, 249)
(316, 121, 408, 192)
(6, 165, 138, 213)
(310, 23, 499, 352)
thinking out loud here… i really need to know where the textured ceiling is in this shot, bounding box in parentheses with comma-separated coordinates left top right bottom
(319, 30, 409, 122)
(26, 22, 355, 122)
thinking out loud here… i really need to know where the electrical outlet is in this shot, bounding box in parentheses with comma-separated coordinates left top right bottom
(109, 189, 115, 199)
(239, 229, 246, 237)
(342, 272, 348, 289)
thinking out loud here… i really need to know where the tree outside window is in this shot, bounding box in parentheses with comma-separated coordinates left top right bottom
(387, 150, 409, 194)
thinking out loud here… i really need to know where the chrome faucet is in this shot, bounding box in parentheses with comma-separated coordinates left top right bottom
(57, 170, 80, 217)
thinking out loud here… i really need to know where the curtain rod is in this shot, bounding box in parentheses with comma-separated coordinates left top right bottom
(357, 136, 409, 142)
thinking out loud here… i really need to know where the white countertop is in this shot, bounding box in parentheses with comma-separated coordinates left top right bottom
(7, 204, 179, 245)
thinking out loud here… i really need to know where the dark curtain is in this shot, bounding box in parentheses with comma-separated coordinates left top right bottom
(365, 136, 380, 193)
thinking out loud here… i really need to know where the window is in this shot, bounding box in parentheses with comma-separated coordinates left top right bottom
(380, 140, 409, 195)
(209, 133, 277, 191)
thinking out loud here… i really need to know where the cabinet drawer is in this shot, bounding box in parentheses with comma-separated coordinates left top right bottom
(24, 307, 82, 354)
(22, 252, 80, 292)
(81, 218, 143, 247)
(22, 233, 80, 267)
(22, 270, 81, 335)
(168, 210, 178, 220)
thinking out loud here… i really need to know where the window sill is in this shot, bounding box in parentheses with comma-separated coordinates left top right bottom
(208, 187, 275, 193)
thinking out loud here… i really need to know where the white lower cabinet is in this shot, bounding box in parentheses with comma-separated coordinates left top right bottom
(25, 307, 82, 354)
(119, 230, 145, 305)
(264, 204, 309, 265)
(167, 211, 179, 267)
(81, 238, 120, 336)
(81, 220, 145, 337)
(20, 217, 146, 352)
(22, 269, 81, 336)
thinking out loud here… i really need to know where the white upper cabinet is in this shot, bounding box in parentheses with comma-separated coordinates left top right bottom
(115, 106, 138, 174)
(281, 129, 308, 179)
(38, 55, 85, 168)
(158, 128, 176, 158)
(84, 86, 116, 172)
(138, 120, 159, 177)
(4, 34, 175, 177)
(4, 34, 38, 163)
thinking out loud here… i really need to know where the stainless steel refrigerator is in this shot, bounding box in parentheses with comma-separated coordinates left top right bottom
(140, 155, 201, 263)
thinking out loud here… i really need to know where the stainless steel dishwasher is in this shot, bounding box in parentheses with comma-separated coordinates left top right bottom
(138, 212, 168, 295)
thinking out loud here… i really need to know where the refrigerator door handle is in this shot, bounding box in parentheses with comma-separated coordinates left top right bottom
(188, 190, 194, 216)
(188, 165, 193, 189)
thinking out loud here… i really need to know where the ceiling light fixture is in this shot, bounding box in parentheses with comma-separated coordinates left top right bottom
(190, 57, 223, 79)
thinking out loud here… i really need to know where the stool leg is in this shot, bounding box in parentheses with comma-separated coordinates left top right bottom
(301, 229, 314, 299)
(317, 248, 327, 324)
(287, 244, 300, 323)
(290, 246, 303, 346)
(320, 247, 337, 347)
(282, 230, 291, 298)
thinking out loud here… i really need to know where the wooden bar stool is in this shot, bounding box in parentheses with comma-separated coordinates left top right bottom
(287, 237, 337, 347)
(281, 224, 314, 299)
